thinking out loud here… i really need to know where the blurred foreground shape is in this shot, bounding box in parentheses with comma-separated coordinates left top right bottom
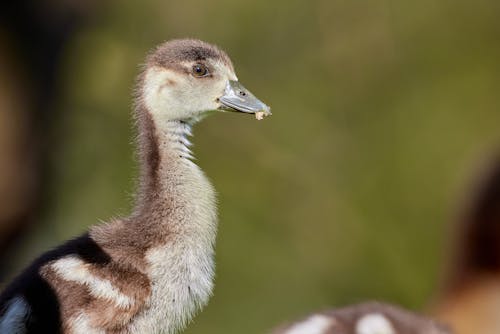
(432, 156, 500, 334)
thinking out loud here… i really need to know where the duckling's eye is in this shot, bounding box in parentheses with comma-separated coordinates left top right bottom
(192, 64, 209, 77)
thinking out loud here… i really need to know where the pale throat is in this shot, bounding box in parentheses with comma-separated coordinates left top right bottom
(157, 119, 196, 161)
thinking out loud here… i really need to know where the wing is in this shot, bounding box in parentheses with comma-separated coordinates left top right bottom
(0, 233, 151, 333)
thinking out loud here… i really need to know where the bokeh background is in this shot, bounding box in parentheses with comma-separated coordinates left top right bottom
(1, 0, 500, 333)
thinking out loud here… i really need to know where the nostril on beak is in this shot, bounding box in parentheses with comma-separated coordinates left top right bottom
(238, 91, 247, 97)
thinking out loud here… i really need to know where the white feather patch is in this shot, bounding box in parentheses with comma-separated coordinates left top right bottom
(51, 256, 134, 308)
(356, 313, 395, 334)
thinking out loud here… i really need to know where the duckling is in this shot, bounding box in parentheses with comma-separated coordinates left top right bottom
(273, 302, 450, 334)
(0, 39, 270, 334)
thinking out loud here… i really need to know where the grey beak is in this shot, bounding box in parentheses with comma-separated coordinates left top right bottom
(218, 80, 271, 116)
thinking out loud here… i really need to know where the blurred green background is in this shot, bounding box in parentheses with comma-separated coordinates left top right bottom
(2, 0, 500, 333)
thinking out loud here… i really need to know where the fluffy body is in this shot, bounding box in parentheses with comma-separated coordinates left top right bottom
(273, 302, 450, 334)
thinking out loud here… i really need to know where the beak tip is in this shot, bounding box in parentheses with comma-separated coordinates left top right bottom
(220, 80, 272, 118)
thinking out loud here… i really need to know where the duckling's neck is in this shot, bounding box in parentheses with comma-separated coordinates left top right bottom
(134, 106, 218, 239)
(106, 107, 218, 332)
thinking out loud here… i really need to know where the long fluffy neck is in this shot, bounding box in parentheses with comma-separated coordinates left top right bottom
(131, 100, 217, 235)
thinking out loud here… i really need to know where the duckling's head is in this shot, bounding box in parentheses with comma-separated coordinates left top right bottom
(140, 39, 270, 123)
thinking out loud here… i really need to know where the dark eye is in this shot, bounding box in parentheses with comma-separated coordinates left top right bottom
(192, 64, 209, 77)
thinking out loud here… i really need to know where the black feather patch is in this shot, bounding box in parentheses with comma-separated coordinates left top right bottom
(0, 233, 111, 333)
